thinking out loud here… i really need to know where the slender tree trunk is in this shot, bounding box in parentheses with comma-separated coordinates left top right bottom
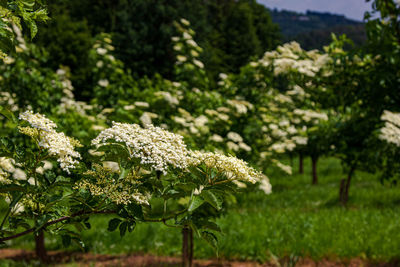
(35, 230, 47, 261)
(189, 228, 193, 267)
(340, 166, 356, 205)
(182, 227, 193, 267)
(311, 156, 318, 185)
(299, 153, 304, 174)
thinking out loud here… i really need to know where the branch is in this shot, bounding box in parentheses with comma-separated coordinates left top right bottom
(0, 210, 115, 243)
(143, 208, 187, 223)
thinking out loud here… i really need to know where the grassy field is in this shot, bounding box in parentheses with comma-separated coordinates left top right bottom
(2, 157, 400, 263)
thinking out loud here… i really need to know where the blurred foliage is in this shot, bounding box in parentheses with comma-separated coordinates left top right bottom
(32, 0, 280, 97)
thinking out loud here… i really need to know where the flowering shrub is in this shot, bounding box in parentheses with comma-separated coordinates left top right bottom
(0, 110, 270, 261)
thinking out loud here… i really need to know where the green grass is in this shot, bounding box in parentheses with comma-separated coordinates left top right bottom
(2, 157, 400, 263)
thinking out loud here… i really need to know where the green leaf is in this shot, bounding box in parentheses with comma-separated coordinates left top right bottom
(0, 107, 16, 123)
(201, 190, 222, 210)
(201, 231, 218, 251)
(119, 221, 128, 237)
(118, 208, 129, 219)
(126, 203, 144, 220)
(189, 166, 207, 183)
(21, 0, 35, 8)
(107, 218, 121, 232)
(84, 222, 91, 230)
(188, 196, 204, 212)
(201, 221, 221, 233)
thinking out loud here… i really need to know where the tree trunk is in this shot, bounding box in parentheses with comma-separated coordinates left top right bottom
(340, 166, 356, 205)
(299, 153, 304, 174)
(182, 227, 193, 267)
(35, 230, 47, 262)
(311, 156, 318, 185)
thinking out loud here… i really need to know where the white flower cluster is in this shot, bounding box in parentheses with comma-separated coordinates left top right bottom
(188, 151, 262, 184)
(380, 110, 400, 147)
(258, 41, 331, 77)
(0, 92, 18, 112)
(0, 157, 14, 183)
(173, 108, 209, 135)
(92, 122, 190, 174)
(293, 109, 328, 123)
(271, 159, 292, 175)
(19, 111, 81, 173)
(226, 132, 252, 152)
(154, 91, 180, 106)
(259, 175, 272, 195)
(140, 112, 158, 126)
(171, 18, 205, 69)
(93, 35, 115, 61)
(19, 110, 57, 132)
(227, 99, 253, 114)
(77, 164, 150, 205)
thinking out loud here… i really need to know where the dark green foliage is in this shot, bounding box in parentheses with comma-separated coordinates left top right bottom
(0, 44, 64, 113)
(32, 0, 280, 96)
(271, 9, 362, 37)
(295, 24, 367, 50)
(34, 11, 93, 100)
(270, 9, 366, 50)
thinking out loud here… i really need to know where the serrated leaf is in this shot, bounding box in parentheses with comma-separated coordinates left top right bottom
(201, 190, 222, 210)
(189, 166, 207, 182)
(201, 221, 221, 233)
(188, 196, 204, 212)
(201, 231, 218, 251)
(107, 218, 121, 232)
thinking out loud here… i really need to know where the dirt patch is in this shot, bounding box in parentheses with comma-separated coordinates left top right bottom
(0, 249, 399, 267)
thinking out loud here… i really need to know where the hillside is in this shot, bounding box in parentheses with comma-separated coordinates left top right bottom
(269, 9, 367, 50)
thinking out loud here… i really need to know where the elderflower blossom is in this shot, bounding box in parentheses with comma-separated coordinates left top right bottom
(76, 164, 149, 205)
(134, 101, 150, 108)
(98, 79, 109, 87)
(154, 91, 180, 106)
(18, 111, 81, 173)
(227, 132, 243, 143)
(188, 151, 262, 184)
(193, 59, 204, 69)
(92, 122, 190, 174)
(259, 175, 272, 195)
(272, 159, 292, 175)
(292, 136, 308, 145)
(382, 110, 400, 127)
(96, 47, 107, 55)
(210, 134, 224, 143)
(380, 110, 400, 146)
(239, 142, 252, 152)
(19, 111, 57, 132)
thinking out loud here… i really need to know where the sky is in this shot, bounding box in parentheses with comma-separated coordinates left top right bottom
(258, 0, 373, 21)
